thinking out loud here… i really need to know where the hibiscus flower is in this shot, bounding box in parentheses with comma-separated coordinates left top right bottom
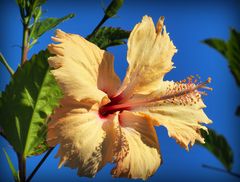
(47, 15, 212, 180)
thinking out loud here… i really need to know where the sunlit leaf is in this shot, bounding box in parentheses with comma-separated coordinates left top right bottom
(0, 50, 62, 157)
(200, 129, 233, 171)
(3, 148, 19, 182)
(88, 26, 130, 49)
(30, 13, 75, 40)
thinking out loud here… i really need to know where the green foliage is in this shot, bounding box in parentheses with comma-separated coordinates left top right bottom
(3, 148, 19, 182)
(16, 0, 46, 25)
(16, 0, 74, 49)
(104, 0, 124, 18)
(88, 26, 130, 49)
(31, 0, 46, 9)
(200, 129, 233, 171)
(0, 50, 62, 157)
(28, 133, 49, 156)
(29, 13, 75, 46)
(203, 29, 240, 86)
(16, 0, 26, 9)
(16, 0, 46, 11)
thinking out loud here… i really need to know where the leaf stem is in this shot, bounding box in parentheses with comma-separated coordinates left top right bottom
(26, 147, 54, 182)
(87, 15, 108, 40)
(202, 164, 240, 178)
(0, 53, 14, 76)
(18, 153, 26, 182)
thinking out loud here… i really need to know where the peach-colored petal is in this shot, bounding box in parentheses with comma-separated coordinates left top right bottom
(111, 111, 161, 180)
(118, 16, 177, 99)
(97, 53, 121, 98)
(48, 29, 120, 103)
(47, 97, 115, 177)
(130, 81, 212, 150)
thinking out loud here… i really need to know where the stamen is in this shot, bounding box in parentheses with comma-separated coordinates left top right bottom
(99, 76, 212, 117)
(147, 76, 212, 106)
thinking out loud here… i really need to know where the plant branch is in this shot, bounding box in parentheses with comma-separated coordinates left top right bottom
(0, 53, 14, 76)
(26, 147, 54, 182)
(87, 15, 108, 40)
(17, 153, 26, 182)
(202, 164, 240, 178)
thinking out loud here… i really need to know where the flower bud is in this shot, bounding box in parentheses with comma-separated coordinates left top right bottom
(104, 0, 124, 18)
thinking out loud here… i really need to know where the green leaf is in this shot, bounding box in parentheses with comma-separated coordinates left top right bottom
(88, 26, 130, 49)
(200, 129, 233, 171)
(32, 0, 46, 9)
(16, 0, 26, 9)
(30, 13, 75, 40)
(28, 140, 49, 156)
(203, 29, 240, 86)
(203, 39, 227, 57)
(226, 29, 240, 86)
(0, 50, 62, 157)
(3, 148, 19, 182)
(32, 6, 42, 20)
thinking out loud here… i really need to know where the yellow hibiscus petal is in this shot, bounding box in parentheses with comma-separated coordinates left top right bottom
(111, 111, 161, 180)
(47, 97, 115, 177)
(119, 16, 177, 99)
(130, 81, 212, 150)
(48, 29, 120, 102)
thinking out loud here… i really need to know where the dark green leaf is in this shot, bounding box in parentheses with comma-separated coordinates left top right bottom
(203, 38, 227, 57)
(88, 26, 130, 49)
(30, 13, 75, 40)
(0, 92, 2, 108)
(0, 50, 62, 157)
(203, 29, 240, 86)
(236, 105, 240, 116)
(226, 29, 240, 85)
(3, 148, 19, 182)
(200, 129, 233, 171)
(104, 0, 124, 18)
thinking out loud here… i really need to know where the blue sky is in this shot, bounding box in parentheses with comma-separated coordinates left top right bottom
(0, 0, 240, 181)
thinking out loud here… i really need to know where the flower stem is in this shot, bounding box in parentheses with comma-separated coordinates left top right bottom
(18, 153, 26, 182)
(0, 53, 14, 76)
(202, 164, 240, 178)
(26, 147, 54, 182)
(86, 15, 108, 40)
(21, 25, 29, 65)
